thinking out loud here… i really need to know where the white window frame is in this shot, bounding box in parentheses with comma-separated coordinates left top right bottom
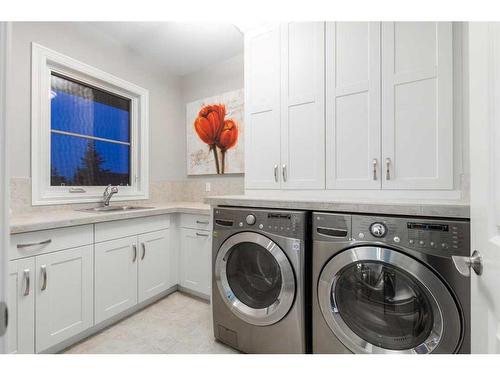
(31, 43, 149, 205)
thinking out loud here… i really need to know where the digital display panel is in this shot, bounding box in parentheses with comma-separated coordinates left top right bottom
(407, 223, 449, 232)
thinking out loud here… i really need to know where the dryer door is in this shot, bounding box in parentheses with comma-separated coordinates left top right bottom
(318, 246, 462, 354)
(215, 232, 296, 326)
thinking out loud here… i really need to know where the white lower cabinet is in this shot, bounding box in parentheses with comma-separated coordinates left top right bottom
(95, 237, 138, 324)
(138, 229, 171, 303)
(7, 212, 204, 353)
(95, 227, 171, 323)
(179, 228, 211, 297)
(7, 258, 35, 354)
(35, 245, 93, 352)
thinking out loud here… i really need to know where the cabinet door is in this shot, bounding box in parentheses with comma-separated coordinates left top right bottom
(7, 259, 35, 354)
(244, 25, 282, 189)
(382, 22, 453, 189)
(35, 246, 93, 352)
(281, 22, 325, 189)
(326, 22, 381, 189)
(95, 237, 138, 324)
(179, 229, 211, 297)
(138, 229, 171, 303)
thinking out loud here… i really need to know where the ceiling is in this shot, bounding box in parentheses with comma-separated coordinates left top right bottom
(87, 22, 244, 77)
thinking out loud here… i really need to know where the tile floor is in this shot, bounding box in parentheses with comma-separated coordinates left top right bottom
(64, 292, 239, 354)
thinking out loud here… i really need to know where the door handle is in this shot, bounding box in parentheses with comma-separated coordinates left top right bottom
(282, 164, 287, 182)
(23, 269, 31, 296)
(196, 220, 209, 225)
(141, 243, 146, 260)
(40, 265, 47, 291)
(132, 244, 137, 262)
(372, 159, 378, 180)
(196, 232, 209, 237)
(452, 250, 483, 277)
(385, 158, 391, 180)
(274, 165, 278, 182)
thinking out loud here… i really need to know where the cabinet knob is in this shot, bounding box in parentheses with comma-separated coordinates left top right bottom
(385, 158, 391, 180)
(274, 165, 278, 182)
(282, 164, 287, 182)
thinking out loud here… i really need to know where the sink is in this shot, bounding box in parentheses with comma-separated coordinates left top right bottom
(77, 205, 155, 213)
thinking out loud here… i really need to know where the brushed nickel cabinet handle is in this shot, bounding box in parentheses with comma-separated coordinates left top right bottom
(23, 269, 30, 296)
(196, 232, 209, 237)
(17, 239, 52, 249)
(385, 158, 391, 180)
(132, 244, 137, 262)
(141, 243, 146, 260)
(372, 159, 378, 180)
(40, 265, 47, 291)
(274, 164, 279, 182)
(282, 164, 287, 182)
(196, 220, 209, 225)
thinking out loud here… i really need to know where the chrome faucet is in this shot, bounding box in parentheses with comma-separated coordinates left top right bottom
(103, 185, 118, 206)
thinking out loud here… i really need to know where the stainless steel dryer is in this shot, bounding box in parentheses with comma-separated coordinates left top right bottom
(312, 212, 470, 354)
(212, 207, 309, 353)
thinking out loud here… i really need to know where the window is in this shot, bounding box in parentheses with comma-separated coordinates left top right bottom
(32, 44, 149, 205)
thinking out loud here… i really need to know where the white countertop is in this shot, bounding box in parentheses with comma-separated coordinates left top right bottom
(205, 195, 470, 219)
(10, 202, 211, 234)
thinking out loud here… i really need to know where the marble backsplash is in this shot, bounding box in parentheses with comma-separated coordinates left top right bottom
(9, 177, 244, 214)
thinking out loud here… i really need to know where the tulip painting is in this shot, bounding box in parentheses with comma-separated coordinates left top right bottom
(187, 89, 244, 175)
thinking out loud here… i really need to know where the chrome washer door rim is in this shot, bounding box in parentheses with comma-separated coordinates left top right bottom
(215, 232, 296, 326)
(318, 246, 461, 354)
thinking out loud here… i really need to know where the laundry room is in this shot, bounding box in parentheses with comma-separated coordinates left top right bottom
(0, 1, 499, 374)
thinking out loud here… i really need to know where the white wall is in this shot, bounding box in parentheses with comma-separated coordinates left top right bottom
(180, 53, 245, 185)
(8, 22, 186, 182)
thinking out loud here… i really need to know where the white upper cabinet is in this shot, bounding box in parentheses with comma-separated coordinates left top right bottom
(245, 25, 282, 189)
(381, 22, 453, 189)
(281, 22, 325, 189)
(326, 22, 381, 189)
(244, 22, 456, 193)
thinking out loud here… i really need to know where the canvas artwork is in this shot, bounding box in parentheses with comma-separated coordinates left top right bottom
(186, 89, 244, 175)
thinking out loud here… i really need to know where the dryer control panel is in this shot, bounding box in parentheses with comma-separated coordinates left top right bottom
(351, 215, 470, 257)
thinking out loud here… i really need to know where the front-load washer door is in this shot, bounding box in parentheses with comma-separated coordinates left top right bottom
(215, 232, 296, 326)
(318, 246, 462, 354)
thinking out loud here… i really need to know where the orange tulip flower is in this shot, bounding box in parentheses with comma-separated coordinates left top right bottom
(194, 104, 226, 146)
(218, 119, 239, 174)
(193, 103, 239, 174)
(194, 104, 226, 173)
(218, 119, 239, 151)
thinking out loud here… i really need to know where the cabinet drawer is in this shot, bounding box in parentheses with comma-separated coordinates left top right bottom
(10, 225, 93, 261)
(95, 215, 170, 243)
(179, 213, 211, 230)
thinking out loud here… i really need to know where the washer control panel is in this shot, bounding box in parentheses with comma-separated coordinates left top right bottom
(214, 207, 306, 238)
(351, 215, 470, 257)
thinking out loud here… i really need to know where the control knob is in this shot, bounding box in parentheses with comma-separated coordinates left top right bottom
(370, 222, 387, 238)
(246, 214, 256, 225)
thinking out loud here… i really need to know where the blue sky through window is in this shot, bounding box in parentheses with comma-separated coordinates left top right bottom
(50, 73, 131, 186)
